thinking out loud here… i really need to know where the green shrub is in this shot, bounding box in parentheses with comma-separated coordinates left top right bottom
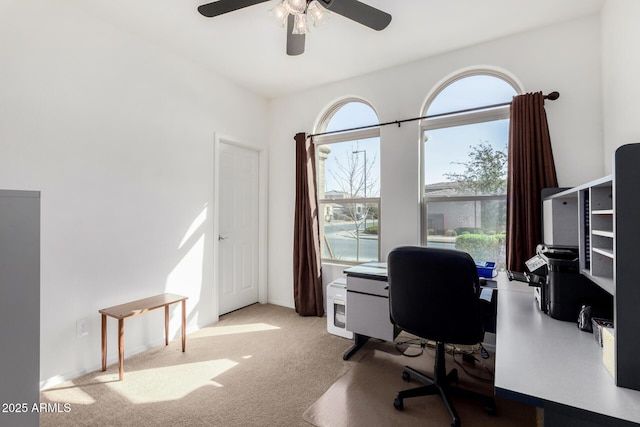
(364, 224, 378, 235)
(455, 227, 484, 235)
(455, 233, 505, 263)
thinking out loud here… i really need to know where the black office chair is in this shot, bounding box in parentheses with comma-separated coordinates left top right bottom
(387, 246, 496, 427)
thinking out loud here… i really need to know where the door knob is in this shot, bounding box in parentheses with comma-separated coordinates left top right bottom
(218, 235, 229, 241)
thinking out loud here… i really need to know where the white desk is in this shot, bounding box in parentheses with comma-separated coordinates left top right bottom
(342, 262, 497, 360)
(495, 274, 640, 426)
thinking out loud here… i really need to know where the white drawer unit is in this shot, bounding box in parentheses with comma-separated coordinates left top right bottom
(343, 262, 400, 360)
(347, 288, 397, 342)
(346, 276, 389, 297)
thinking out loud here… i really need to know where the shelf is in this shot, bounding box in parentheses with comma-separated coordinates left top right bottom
(545, 175, 612, 198)
(592, 247, 614, 259)
(592, 209, 614, 215)
(582, 269, 615, 296)
(592, 230, 614, 238)
(590, 184, 613, 212)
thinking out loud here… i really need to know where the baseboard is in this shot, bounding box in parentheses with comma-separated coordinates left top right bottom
(266, 298, 295, 309)
(40, 324, 203, 391)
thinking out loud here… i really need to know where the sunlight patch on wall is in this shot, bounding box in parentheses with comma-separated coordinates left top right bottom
(167, 232, 205, 289)
(179, 205, 208, 250)
(166, 233, 205, 329)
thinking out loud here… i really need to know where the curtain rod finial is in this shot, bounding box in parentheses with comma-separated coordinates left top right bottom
(546, 91, 560, 100)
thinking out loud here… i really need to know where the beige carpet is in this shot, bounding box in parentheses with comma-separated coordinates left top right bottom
(40, 303, 537, 426)
(303, 343, 537, 427)
(41, 304, 355, 426)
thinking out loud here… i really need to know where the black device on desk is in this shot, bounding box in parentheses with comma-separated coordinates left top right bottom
(513, 245, 613, 321)
(525, 248, 551, 313)
(507, 251, 548, 312)
(541, 246, 612, 321)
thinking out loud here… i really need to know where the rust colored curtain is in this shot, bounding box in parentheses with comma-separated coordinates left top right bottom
(293, 132, 324, 316)
(506, 92, 558, 271)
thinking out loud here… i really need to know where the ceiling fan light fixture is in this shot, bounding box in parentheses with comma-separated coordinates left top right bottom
(307, 0, 328, 27)
(284, 0, 306, 15)
(198, 0, 391, 56)
(269, 2, 289, 27)
(269, 0, 332, 36)
(292, 13, 309, 34)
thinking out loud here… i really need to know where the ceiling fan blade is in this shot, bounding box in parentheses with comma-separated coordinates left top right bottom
(286, 15, 305, 56)
(319, 0, 391, 30)
(198, 0, 271, 18)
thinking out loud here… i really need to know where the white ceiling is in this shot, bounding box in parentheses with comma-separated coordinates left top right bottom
(63, 0, 604, 99)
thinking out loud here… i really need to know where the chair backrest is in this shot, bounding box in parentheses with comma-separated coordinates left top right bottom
(387, 246, 484, 345)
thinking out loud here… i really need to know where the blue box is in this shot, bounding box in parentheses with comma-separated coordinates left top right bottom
(476, 261, 497, 278)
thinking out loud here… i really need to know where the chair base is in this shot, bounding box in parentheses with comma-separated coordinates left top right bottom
(393, 342, 496, 427)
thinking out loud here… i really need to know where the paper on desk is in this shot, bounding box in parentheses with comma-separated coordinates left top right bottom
(480, 288, 493, 302)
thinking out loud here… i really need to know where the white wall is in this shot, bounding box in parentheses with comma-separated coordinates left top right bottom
(601, 0, 640, 172)
(0, 1, 268, 386)
(267, 15, 605, 307)
(2, 0, 629, 388)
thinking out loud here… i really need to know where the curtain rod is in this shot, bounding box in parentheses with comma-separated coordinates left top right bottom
(308, 91, 559, 139)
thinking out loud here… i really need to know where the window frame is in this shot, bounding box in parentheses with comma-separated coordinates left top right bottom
(314, 102, 381, 265)
(419, 71, 519, 259)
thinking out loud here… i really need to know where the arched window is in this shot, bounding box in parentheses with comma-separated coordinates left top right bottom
(314, 99, 381, 263)
(421, 71, 520, 268)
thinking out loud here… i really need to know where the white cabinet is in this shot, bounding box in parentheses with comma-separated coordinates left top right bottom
(342, 263, 400, 360)
(346, 276, 397, 342)
(542, 196, 579, 247)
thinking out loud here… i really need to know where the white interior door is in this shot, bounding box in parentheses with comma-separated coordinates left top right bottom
(217, 141, 260, 315)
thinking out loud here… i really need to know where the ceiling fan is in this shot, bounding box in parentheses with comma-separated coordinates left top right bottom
(197, 0, 392, 56)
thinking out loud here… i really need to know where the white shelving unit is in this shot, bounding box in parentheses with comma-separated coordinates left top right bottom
(588, 181, 614, 285)
(543, 143, 640, 392)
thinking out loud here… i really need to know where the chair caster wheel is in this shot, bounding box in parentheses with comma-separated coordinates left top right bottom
(485, 402, 497, 415)
(401, 371, 410, 381)
(393, 397, 404, 410)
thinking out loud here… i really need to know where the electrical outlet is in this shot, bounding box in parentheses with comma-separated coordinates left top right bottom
(76, 319, 89, 337)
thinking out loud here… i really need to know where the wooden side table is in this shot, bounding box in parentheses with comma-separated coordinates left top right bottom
(99, 293, 187, 380)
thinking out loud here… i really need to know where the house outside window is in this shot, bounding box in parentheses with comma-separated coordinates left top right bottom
(421, 71, 519, 269)
(315, 100, 381, 264)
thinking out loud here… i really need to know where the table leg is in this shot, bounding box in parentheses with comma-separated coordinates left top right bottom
(181, 299, 186, 352)
(165, 305, 169, 346)
(118, 318, 124, 381)
(101, 314, 107, 371)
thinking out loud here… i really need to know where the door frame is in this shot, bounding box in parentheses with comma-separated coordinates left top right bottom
(213, 134, 268, 319)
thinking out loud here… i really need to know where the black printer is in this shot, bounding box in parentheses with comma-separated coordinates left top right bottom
(526, 245, 612, 321)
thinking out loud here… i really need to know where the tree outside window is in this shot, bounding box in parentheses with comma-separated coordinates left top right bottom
(422, 73, 519, 269)
(315, 101, 380, 263)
